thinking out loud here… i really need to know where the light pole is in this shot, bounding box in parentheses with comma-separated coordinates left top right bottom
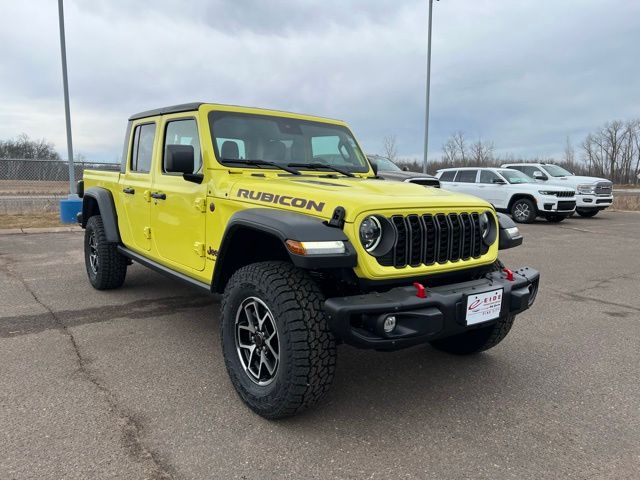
(423, 0, 437, 174)
(57, 0, 75, 195)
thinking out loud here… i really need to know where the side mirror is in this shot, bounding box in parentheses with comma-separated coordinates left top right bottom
(165, 144, 194, 175)
(402, 166, 410, 172)
(533, 171, 548, 180)
(370, 161, 378, 175)
(492, 178, 507, 185)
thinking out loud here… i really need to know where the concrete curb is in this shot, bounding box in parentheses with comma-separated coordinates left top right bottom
(0, 226, 82, 235)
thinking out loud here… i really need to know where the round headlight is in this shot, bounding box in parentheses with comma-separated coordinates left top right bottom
(479, 212, 490, 239)
(359, 216, 382, 252)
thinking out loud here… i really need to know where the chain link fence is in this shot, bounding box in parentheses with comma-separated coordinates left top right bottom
(0, 158, 119, 214)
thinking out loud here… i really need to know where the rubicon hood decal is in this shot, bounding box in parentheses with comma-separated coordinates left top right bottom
(237, 189, 325, 212)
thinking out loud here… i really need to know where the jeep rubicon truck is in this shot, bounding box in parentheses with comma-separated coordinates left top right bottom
(78, 103, 539, 419)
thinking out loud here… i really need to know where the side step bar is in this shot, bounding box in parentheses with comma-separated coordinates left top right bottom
(117, 246, 211, 292)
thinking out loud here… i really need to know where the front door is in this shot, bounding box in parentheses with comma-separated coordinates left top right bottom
(150, 116, 207, 271)
(120, 121, 158, 252)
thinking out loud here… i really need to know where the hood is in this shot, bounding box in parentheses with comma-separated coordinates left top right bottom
(542, 175, 611, 186)
(377, 171, 437, 181)
(224, 173, 490, 222)
(517, 182, 574, 193)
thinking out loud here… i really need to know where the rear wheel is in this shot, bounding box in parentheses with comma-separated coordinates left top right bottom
(221, 261, 337, 419)
(510, 198, 537, 223)
(576, 208, 599, 218)
(84, 215, 127, 290)
(429, 315, 516, 355)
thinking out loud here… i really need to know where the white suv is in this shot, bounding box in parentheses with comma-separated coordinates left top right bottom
(501, 163, 613, 217)
(436, 167, 576, 223)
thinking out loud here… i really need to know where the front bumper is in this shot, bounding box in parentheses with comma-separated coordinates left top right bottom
(538, 197, 576, 213)
(324, 267, 540, 350)
(577, 194, 613, 209)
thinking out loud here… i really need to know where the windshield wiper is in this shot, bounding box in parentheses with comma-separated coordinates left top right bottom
(287, 162, 355, 177)
(220, 158, 300, 175)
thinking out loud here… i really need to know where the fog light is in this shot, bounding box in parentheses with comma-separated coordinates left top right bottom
(383, 315, 397, 333)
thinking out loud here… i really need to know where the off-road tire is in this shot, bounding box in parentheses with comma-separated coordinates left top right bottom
(576, 208, 599, 218)
(84, 215, 127, 290)
(431, 259, 514, 355)
(429, 315, 516, 355)
(221, 261, 337, 419)
(510, 198, 537, 223)
(545, 214, 566, 223)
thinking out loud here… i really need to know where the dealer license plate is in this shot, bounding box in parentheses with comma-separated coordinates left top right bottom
(465, 289, 503, 326)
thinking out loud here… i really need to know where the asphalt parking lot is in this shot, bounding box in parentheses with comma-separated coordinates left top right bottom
(1, 212, 639, 480)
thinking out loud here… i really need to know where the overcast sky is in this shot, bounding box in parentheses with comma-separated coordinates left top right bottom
(1, 0, 639, 163)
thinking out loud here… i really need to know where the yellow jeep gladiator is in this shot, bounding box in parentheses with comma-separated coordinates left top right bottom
(78, 102, 539, 419)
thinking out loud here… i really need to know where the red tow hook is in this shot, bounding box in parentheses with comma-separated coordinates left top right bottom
(503, 268, 515, 281)
(413, 282, 427, 298)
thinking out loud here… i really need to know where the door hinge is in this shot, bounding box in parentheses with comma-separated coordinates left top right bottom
(143, 226, 152, 239)
(194, 197, 206, 213)
(143, 190, 151, 203)
(193, 241, 205, 257)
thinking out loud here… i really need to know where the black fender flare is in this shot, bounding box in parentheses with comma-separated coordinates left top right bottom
(496, 212, 523, 250)
(81, 187, 121, 244)
(211, 208, 357, 292)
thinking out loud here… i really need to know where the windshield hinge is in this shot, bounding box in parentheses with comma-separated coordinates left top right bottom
(194, 197, 206, 213)
(327, 206, 346, 229)
(193, 241, 205, 257)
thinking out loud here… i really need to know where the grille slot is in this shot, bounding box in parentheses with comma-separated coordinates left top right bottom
(375, 212, 484, 269)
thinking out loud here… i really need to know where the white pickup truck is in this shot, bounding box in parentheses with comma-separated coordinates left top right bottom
(501, 163, 613, 217)
(436, 167, 576, 223)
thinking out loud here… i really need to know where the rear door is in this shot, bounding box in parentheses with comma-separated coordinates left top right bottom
(453, 169, 479, 196)
(150, 115, 207, 271)
(120, 120, 158, 252)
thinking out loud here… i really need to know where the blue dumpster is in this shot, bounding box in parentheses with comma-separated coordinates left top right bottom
(59, 196, 82, 224)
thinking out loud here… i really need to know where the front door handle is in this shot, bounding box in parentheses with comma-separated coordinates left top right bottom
(123, 187, 135, 194)
(150, 192, 166, 200)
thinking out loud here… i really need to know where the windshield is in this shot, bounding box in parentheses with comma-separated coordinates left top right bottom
(543, 165, 573, 177)
(209, 112, 370, 173)
(374, 157, 402, 172)
(500, 170, 533, 184)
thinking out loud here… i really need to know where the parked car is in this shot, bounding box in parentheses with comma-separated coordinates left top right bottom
(436, 167, 576, 223)
(77, 102, 539, 419)
(501, 163, 613, 217)
(368, 155, 440, 187)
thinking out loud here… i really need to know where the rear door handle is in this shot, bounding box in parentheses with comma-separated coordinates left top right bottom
(150, 192, 166, 200)
(122, 187, 135, 194)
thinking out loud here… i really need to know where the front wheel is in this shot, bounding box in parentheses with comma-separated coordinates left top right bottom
(429, 315, 515, 355)
(576, 208, 599, 218)
(221, 261, 337, 419)
(510, 198, 537, 223)
(84, 215, 127, 290)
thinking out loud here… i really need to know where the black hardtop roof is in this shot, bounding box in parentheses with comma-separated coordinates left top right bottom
(128, 102, 204, 121)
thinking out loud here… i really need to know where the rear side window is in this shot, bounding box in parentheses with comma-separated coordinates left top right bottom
(163, 119, 202, 173)
(479, 170, 501, 184)
(455, 170, 478, 183)
(130, 123, 156, 173)
(439, 170, 456, 181)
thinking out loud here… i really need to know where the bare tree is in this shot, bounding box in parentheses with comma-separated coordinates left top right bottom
(382, 135, 398, 162)
(469, 138, 495, 165)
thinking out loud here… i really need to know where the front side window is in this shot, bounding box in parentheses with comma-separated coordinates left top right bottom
(521, 165, 543, 178)
(130, 123, 156, 173)
(455, 170, 478, 183)
(479, 170, 501, 184)
(209, 112, 369, 173)
(163, 119, 201, 173)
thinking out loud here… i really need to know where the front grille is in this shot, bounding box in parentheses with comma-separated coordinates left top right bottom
(555, 191, 574, 198)
(377, 213, 484, 268)
(595, 182, 612, 195)
(557, 201, 576, 211)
